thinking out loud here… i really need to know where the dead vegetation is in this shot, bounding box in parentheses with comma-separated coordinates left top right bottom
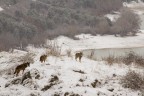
(45, 40, 61, 57)
(87, 50, 95, 60)
(121, 70, 144, 91)
(66, 49, 72, 57)
(103, 51, 144, 67)
(73, 70, 86, 74)
(18, 52, 35, 64)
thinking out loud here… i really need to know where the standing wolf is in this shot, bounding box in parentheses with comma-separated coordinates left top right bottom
(75, 52, 83, 62)
(40, 55, 47, 63)
(14, 62, 30, 76)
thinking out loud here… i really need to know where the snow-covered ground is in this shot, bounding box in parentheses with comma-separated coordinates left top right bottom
(0, 48, 143, 96)
(0, 2, 144, 96)
(52, 30, 144, 54)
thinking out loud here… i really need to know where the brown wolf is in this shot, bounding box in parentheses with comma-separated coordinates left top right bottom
(75, 52, 83, 62)
(14, 62, 30, 76)
(40, 55, 47, 63)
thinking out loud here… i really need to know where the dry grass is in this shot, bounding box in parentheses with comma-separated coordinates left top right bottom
(134, 55, 144, 67)
(66, 49, 72, 57)
(122, 51, 136, 65)
(103, 55, 115, 65)
(121, 70, 144, 91)
(87, 50, 95, 60)
(18, 53, 35, 64)
(103, 51, 144, 67)
(45, 40, 61, 57)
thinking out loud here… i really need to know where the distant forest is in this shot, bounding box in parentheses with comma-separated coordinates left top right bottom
(0, 0, 141, 51)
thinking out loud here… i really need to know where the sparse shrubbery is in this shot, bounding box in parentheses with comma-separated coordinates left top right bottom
(18, 53, 35, 64)
(87, 50, 95, 60)
(122, 51, 144, 67)
(66, 49, 72, 57)
(0, 0, 141, 51)
(38, 0, 123, 15)
(112, 8, 141, 36)
(104, 51, 144, 67)
(122, 51, 136, 65)
(122, 0, 139, 3)
(103, 55, 116, 65)
(134, 55, 144, 67)
(121, 71, 144, 91)
(45, 40, 61, 57)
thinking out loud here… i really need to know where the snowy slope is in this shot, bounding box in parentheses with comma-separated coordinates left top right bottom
(0, 48, 143, 96)
(0, 2, 144, 96)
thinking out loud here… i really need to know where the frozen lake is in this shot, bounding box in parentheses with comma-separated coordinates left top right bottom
(83, 47, 144, 60)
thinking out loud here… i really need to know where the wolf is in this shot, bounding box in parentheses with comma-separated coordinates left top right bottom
(40, 55, 47, 63)
(75, 52, 83, 62)
(14, 62, 30, 76)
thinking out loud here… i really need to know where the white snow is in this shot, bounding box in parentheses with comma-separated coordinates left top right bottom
(0, 1, 144, 96)
(0, 6, 3, 11)
(105, 14, 119, 22)
(0, 48, 143, 96)
(50, 30, 144, 55)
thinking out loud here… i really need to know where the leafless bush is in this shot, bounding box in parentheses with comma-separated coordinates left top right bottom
(104, 55, 115, 65)
(96, 18, 111, 35)
(18, 53, 35, 64)
(122, 51, 144, 67)
(103, 51, 144, 67)
(134, 55, 144, 67)
(87, 50, 95, 60)
(29, 32, 48, 47)
(112, 8, 141, 36)
(122, 51, 136, 65)
(95, 0, 123, 15)
(66, 49, 72, 57)
(0, 32, 19, 51)
(121, 71, 144, 90)
(46, 40, 61, 57)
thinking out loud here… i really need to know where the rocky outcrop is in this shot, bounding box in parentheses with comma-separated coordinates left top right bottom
(5, 68, 40, 89)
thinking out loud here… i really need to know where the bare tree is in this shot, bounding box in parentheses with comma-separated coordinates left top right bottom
(113, 8, 141, 36)
(96, 18, 110, 35)
(0, 32, 18, 51)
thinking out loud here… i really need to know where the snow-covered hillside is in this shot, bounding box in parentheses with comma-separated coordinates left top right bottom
(0, 48, 143, 96)
(0, 1, 144, 96)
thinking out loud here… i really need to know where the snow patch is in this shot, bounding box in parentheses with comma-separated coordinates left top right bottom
(105, 14, 119, 22)
(0, 6, 3, 11)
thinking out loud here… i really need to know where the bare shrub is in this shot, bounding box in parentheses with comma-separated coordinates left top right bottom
(122, 51, 144, 67)
(104, 55, 115, 65)
(46, 40, 61, 57)
(95, 0, 123, 15)
(29, 32, 48, 47)
(18, 53, 35, 64)
(121, 71, 144, 90)
(113, 8, 141, 36)
(87, 50, 95, 60)
(66, 49, 72, 57)
(0, 32, 18, 51)
(122, 51, 136, 65)
(102, 52, 144, 67)
(96, 18, 111, 35)
(134, 55, 144, 67)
